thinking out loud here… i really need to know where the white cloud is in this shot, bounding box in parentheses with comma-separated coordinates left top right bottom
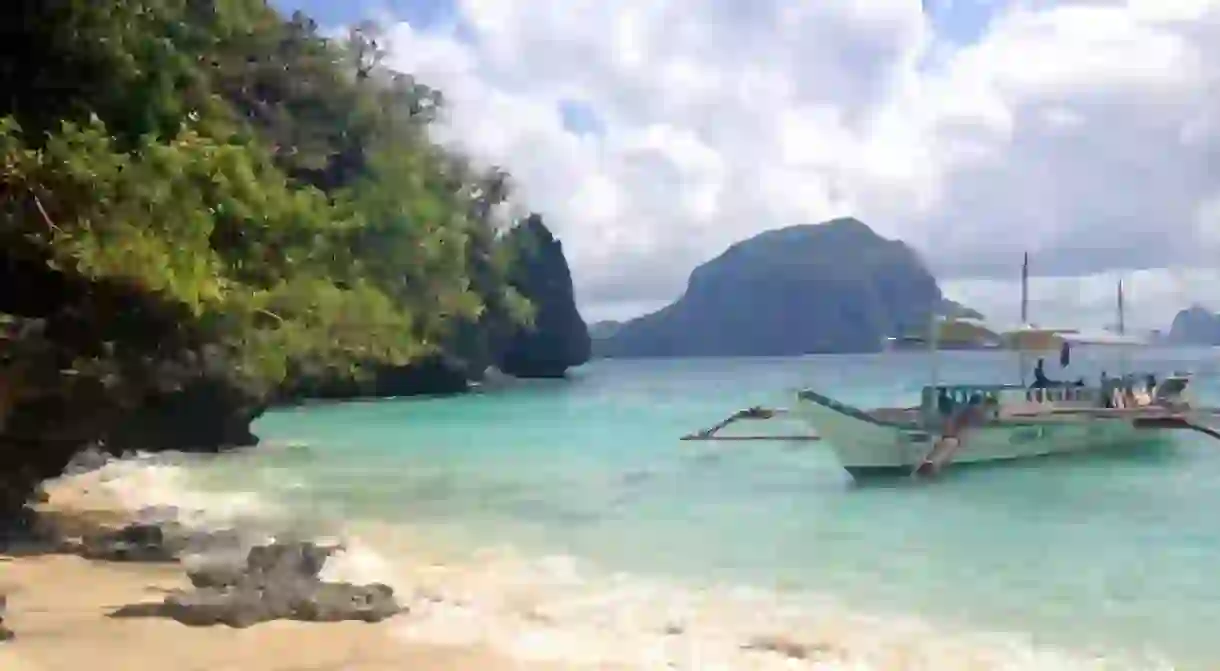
(379, 0, 1220, 329)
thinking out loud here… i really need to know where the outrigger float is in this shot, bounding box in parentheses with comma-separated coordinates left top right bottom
(684, 255, 1220, 479)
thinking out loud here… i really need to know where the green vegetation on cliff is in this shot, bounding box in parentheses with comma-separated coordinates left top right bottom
(0, 0, 587, 509)
(497, 214, 591, 378)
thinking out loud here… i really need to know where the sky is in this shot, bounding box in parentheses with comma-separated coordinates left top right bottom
(274, 0, 1220, 331)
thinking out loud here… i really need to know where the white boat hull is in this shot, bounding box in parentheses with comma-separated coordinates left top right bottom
(793, 395, 1172, 477)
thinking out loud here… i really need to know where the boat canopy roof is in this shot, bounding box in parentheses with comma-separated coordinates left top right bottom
(1056, 331, 1151, 347)
(1002, 326, 1151, 350)
(930, 317, 1151, 351)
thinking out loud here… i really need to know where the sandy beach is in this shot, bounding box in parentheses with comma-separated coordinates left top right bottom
(0, 475, 541, 671)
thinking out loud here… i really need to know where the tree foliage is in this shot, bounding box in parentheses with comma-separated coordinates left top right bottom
(0, 0, 531, 398)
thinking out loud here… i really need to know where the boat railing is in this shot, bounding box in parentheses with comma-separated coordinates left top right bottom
(1012, 386, 1100, 404)
(920, 384, 1019, 408)
(920, 383, 1106, 424)
(920, 384, 1015, 425)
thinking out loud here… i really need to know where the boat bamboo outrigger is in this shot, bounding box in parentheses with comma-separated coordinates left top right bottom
(685, 254, 1220, 478)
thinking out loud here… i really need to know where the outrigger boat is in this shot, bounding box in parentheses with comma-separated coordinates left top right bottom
(684, 255, 1220, 479)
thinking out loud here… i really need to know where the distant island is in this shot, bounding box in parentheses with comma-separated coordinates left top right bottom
(593, 218, 983, 358)
(588, 320, 625, 340)
(1167, 306, 1220, 345)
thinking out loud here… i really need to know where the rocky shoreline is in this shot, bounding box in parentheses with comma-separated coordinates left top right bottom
(0, 460, 548, 671)
(1, 461, 406, 637)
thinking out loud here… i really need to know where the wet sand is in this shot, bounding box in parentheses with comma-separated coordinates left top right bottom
(0, 476, 542, 671)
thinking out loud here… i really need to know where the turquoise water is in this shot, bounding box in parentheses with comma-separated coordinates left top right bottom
(188, 350, 1220, 668)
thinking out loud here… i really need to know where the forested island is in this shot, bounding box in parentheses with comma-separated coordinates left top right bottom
(0, 1, 589, 514)
(1167, 306, 1220, 345)
(594, 218, 980, 358)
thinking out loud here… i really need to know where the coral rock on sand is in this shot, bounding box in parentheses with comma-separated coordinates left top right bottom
(159, 541, 403, 628)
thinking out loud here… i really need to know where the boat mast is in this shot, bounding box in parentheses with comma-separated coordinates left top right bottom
(928, 309, 940, 392)
(1019, 252, 1029, 386)
(1117, 277, 1127, 376)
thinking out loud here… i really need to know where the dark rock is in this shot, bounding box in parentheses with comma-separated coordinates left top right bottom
(162, 541, 401, 628)
(106, 376, 264, 453)
(80, 522, 181, 562)
(182, 528, 256, 587)
(0, 504, 48, 550)
(163, 587, 268, 628)
(62, 446, 112, 476)
(275, 353, 472, 404)
(295, 582, 400, 623)
(133, 505, 180, 525)
(495, 214, 590, 378)
(187, 560, 247, 590)
(181, 527, 245, 555)
(0, 593, 10, 642)
(744, 634, 830, 660)
(371, 356, 471, 396)
(245, 541, 335, 581)
(0, 271, 266, 523)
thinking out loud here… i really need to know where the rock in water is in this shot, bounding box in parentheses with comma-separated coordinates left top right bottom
(495, 214, 591, 378)
(245, 541, 333, 580)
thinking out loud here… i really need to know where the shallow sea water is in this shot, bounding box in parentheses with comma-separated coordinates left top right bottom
(113, 349, 1220, 669)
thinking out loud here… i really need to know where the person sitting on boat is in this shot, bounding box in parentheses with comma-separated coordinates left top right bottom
(1032, 358, 1053, 388)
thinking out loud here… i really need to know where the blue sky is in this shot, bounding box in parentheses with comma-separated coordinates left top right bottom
(923, 0, 1002, 45)
(272, 0, 455, 30)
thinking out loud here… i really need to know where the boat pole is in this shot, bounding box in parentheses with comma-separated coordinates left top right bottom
(1018, 252, 1029, 386)
(1117, 277, 1128, 378)
(928, 311, 940, 391)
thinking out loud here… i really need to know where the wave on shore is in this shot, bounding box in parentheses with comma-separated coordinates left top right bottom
(61, 450, 1173, 671)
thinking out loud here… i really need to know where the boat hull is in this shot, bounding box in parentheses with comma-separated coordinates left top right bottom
(793, 395, 1171, 477)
